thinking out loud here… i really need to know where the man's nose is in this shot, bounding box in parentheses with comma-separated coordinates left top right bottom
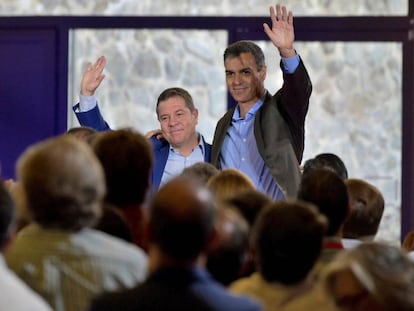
(169, 116, 178, 126)
(233, 73, 242, 84)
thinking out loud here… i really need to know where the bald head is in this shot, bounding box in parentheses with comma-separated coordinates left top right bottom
(149, 176, 216, 261)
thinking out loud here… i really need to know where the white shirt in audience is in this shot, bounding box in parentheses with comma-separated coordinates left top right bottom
(0, 255, 52, 311)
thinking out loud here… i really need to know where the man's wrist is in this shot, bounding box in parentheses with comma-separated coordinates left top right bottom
(78, 93, 98, 112)
(278, 47, 296, 58)
(80, 89, 94, 97)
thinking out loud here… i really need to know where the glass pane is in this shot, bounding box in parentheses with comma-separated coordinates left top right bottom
(1, 0, 408, 16)
(68, 29, 228, 144)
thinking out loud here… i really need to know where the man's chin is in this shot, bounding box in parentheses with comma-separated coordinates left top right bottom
(169, 139, 184, 147)
(230, 93, 246, 103)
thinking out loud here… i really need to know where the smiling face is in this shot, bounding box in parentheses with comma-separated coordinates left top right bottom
(157, 96, 199, 151)
(225, 52, 267, 108)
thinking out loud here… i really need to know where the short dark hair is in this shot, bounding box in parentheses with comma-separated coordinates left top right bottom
(91, 128, 153, 207)
(297, 168, 349, 236)
(225, 189, 272, 228)
(252, 200, 327, 284)
(149, 176, 216, 260)
(0, 180, 15, 248)
(343, 179, 384, 239)
(156, 87, 195, 117)
(224, 41, 266, 71)
(17, 136, 105, 231)
(206, 204, 249, 286)
(303, 153, 348, 180)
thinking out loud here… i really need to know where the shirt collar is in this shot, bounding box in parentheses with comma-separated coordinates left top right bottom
(232, 91, 267, 121)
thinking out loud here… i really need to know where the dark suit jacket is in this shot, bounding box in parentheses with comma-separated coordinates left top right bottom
(88, 267, 262, 311)
(73, 104, 211, 190)
(211, 58, 312, 198)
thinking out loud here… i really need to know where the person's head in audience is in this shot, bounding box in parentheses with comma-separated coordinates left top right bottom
(155, 87, 199, 153)
(90, 128, 153, 248)
(323, 242, 414, 311)
(94, 205, 133, 243)
(206, 204, 249, 286)
(16, 135, 105, 231)
(88, 175, 262, 311)
(66, 125, 98, 142)
(90, 128, 153, 208)
(252, 200, 327, 285)
(343, 179, 384, 241)
(207, 168, 255, 203)
(147, 175, 216, 270)
(297, 168, 349, 237)
(181, 162, 219, 185)
(0, 180, 16, 250)
(11, 135, 148, 311)
(302, 153, 348, 180)
(225, 189, 272, 229)
(224, 189, 273, 278)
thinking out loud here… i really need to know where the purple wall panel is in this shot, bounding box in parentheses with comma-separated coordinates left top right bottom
(0, 29, 59, 179)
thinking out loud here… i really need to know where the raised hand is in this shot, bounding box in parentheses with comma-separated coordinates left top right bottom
(80, 55, 106, 97)
(263, 4, 295, 57)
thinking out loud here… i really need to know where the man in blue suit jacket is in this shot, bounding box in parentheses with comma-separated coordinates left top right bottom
(73, 56, 211, 190)
(88, 176, 262, 311)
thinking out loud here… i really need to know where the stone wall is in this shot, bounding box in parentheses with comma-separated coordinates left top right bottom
(0, 0, 406, 16)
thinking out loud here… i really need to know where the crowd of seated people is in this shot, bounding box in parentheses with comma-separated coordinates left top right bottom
(3, 126, 413, 311)
(2, 116, 414, 311)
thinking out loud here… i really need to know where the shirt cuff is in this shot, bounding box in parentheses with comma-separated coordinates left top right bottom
(281, 54, 300, 74)
(78, 93, 98, 112)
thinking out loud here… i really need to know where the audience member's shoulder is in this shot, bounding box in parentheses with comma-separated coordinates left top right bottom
(0, 256, 53, 311)
(78, 228, 148, 262)
(229, 273, 260, 294)
(190, 272, 262, 311)
(279, 283, 338, 311)
(89, 286, 142, 311)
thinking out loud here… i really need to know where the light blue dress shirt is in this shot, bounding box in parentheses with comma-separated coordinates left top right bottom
(160, 137, 205, 187)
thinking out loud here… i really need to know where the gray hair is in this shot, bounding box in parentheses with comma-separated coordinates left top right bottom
(323, 242, 414, 310)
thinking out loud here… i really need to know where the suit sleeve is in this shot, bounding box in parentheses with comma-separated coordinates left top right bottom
(72, 103, 111, 131)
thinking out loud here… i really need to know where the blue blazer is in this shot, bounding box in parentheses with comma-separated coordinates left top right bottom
(73, 104, 212, 190)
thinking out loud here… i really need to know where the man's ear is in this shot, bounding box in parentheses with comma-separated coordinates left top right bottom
(260, 65, 267, 81)
(193, 108, 199, 122)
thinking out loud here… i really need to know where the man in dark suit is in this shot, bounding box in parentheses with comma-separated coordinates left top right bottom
(211, 4, 312, 200)
(73, 60, 211, 190)
(88, 176, 262, 311)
